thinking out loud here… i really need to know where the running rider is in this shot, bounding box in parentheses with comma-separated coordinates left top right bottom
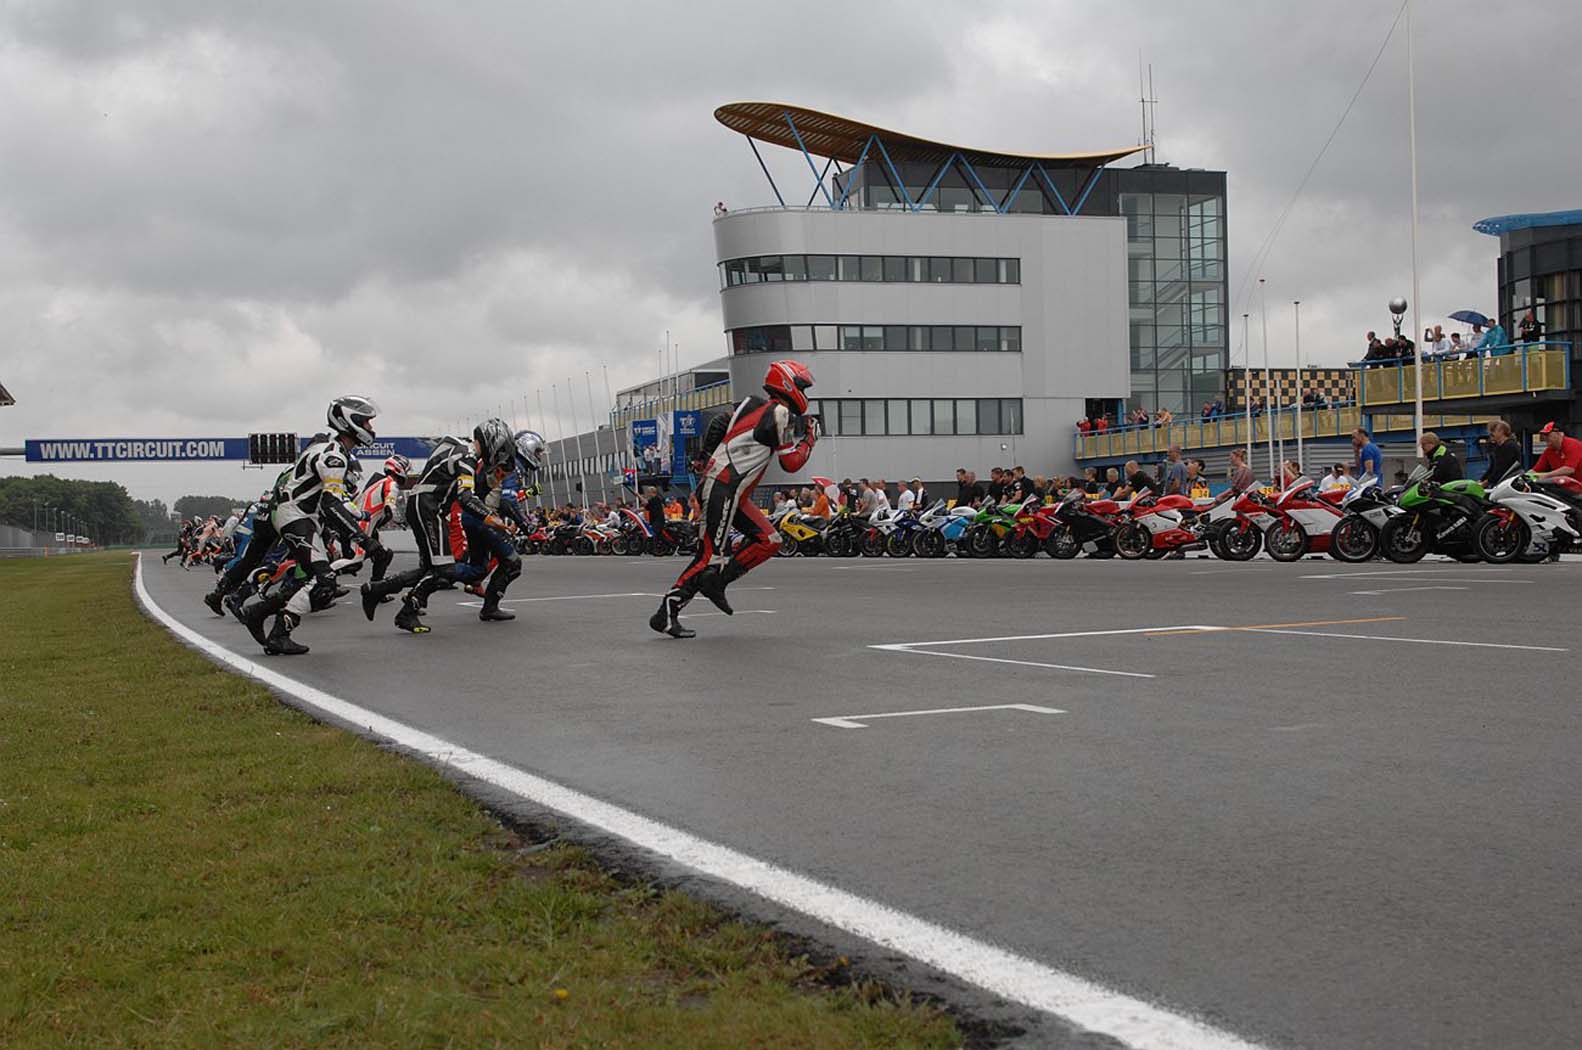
(204, 395, 380, 655)
(360, 420, 513, 633)
(334, 454, 412, 582)
(651, 360, 816, 639)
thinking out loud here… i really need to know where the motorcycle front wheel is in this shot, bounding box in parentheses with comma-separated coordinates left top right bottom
(1328, 515, 1378, 562)
(777, 534, 800, 557)
(1043, 526, 1080, 559)
(1008, 532, 1040, 559)
(886, 531, 913, 558)
(914, 530, 945, 558)
(1265, 520, 1309, 562)
(860, 532, 886, 558)
(1379, 515, 1428, 564)
(1218, 522, 1262, 561)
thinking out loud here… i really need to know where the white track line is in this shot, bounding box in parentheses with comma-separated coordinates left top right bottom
(882, 647, 1156, 679)
(1241, 627, 1566, 652)
(133, 555, 1262, 1050)
(812, 702, 1065, 729)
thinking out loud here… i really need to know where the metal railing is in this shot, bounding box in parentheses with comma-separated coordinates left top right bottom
(1071, 402, 1494, 461)
(1352, 341, 1572, 407)
(1074, 404, 1362, 460)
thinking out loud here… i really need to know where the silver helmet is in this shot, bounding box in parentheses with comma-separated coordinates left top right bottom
(513, 429, 547, 473)
(326, 394, 379, 446)
(472, 418, 515, 470)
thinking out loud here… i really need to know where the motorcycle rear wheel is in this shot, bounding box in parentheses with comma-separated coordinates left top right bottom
(650, 537, 675, 557)
(1265, 520, 1309, 562)
(1114, 523, 1151, 560)
(610, 537, 629, 556)
(573, 537, 595, 556)
(1473, 513, 1528, 564)
(1328, 515, 1378, 562)
(914, 530, 945, 558)
(860, 532, 886, 558)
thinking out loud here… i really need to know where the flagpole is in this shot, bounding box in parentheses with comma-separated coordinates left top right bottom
(537, 389, 555, 508)
(1294, 300, 1304, 473)
(586, 370, 609, 508)
(1407, 0, 1424, 446)
(1260, 277, 1275, 481)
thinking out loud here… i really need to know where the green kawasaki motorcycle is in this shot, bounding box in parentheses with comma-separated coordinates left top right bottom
(1378, 464, 1487, 564)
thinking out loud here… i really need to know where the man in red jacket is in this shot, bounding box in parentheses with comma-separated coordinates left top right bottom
(651, 360, 817, 639)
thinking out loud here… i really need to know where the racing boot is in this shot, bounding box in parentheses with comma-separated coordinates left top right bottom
(240, 592, 288, 648)
(478, 573, 516, 622)
(224, 588, 248, 623)
(393, 598, 430, 634)
(202, 588, 225, 617)
(359, 582, 382, 621)
(649, 592, 695, 639)
(693, 566, 733, 616)
(263, 612, 309, 656)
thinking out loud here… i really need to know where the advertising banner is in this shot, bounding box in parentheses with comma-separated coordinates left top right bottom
(672, 410, 702, 476)
(25, 438, 246, 462)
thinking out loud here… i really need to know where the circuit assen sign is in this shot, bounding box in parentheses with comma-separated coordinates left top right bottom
(25, 436, 439, 463)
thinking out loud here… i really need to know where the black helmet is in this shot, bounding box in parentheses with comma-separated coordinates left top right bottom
(472, 418, 515, 469)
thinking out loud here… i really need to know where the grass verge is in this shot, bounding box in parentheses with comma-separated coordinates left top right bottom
(0, 553, 959, 1048)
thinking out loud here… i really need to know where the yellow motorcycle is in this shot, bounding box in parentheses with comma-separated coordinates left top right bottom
(773, 506, 826, 556)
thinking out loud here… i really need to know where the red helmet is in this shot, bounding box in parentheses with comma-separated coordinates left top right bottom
(763, 360, 814, 413)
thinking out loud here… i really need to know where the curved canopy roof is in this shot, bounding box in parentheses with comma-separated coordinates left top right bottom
(1473, 209, 1582, 236)
(715, 102, 1145, 170)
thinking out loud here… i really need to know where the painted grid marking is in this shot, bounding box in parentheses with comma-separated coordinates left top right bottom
(133, 555, 1266, 1050)
(812, 702, 1065, 729)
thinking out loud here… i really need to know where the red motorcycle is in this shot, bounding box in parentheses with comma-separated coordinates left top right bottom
(1113, 493, 1207, 559)
(1260, 476, 1346, 562)
(1004, 502, 1060, 558)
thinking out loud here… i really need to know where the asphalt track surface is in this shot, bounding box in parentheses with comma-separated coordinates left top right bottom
(142, 549, 1582, 1050)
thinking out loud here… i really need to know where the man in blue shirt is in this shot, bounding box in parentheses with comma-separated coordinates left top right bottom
(1351, 427, 1384, 479)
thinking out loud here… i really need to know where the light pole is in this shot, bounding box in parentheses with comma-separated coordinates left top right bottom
(1293, 300, 1304, 474)
(1260, 277, 1274, 481)
(1388, 296, 1415, 444)
(1406, 0, 1423, 449)
(1242, 313, 1253, 467)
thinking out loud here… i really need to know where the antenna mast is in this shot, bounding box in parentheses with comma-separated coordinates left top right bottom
(1146, 64, 1158, 163)
(1137, 56, 1159, 164)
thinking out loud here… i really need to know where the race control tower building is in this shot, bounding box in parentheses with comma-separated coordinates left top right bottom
(712, 102, 1227, 484)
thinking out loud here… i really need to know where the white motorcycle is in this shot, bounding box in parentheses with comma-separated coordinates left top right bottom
(1474, 466, 1582, 563)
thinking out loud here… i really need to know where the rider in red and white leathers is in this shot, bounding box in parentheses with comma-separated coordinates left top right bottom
(651, 360, 816, 639)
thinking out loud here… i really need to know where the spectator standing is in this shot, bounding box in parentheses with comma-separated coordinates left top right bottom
(1082, 466, 1101, 494)
(1518, 310, 1543, 345)
(1449, 332, 1467, 358)
(986, 467, 1007, 504)
(956, 469, 985, 508)
(1481, 420, 1521, 485)
(1096, 413, 1111, 433)
(645, 486, 667, 537)
(1319, 464, 1351, 494)
(1482, 318, 1509, 355)
(1351, 427, 1384, 479)
(1163, 445, 1188, 495)
(1104, 466, 1122, 494)
(1532, 421, 1582, 480)
(871, 479, 893, 518)
(1428, 325, 1449, 356)
(1419, 431, 1463, 482)
(896, 479, 918, 514)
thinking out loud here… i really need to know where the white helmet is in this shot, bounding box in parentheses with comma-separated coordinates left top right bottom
(513, 429, 547, 473)
(327, 394, 379, 446)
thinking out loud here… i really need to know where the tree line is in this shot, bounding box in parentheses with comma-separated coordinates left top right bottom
(0, 475, 253, 546)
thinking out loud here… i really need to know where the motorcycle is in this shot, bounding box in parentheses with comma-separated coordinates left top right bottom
(911, 499, 975, 558)
(1474, 466, 1582, 563)
(514, 523, 548, 556)
(1259, 476, 1346, 562)
(821, 507, 865, 558)
(1328, 476, 1398, 562)
(1003, 500, 1059, 559)
(1043, 490, 1123, 559)
(614, 508, 653, 556)
(1113, 493, 1206, 559)
(772, 505, 826, 557)
(1378, 464, 1487, 563)
(883, 506, 927, 557)
(962, 499, 1030, 558)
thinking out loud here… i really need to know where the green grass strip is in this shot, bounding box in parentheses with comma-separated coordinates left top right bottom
(0, 553, 957, 1049)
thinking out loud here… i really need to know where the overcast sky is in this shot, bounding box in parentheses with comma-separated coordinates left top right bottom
(2, 0, 1573, 505)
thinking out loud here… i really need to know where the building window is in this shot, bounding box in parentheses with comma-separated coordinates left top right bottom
(809, 398, 1021, 437)
(722, 254, 1024, 285)
(728, 325, 1022, 354)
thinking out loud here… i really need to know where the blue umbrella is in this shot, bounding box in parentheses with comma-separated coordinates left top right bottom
(1448, 309, 1489, 326)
